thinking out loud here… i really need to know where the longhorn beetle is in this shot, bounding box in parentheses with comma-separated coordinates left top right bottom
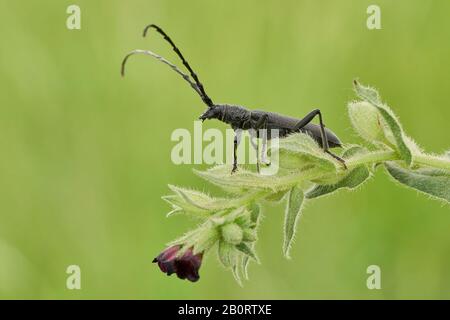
(121, 24, 346, 173)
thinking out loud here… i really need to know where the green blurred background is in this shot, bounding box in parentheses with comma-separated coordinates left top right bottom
(0, 0, 449, 299)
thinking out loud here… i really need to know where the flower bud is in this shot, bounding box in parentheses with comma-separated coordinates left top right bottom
(221, 223, 243, 245)
(152, 245, 203, 282)
(348, 101, 385, 143)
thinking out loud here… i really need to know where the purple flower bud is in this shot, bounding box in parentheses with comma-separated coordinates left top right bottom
(152, 245, 203, 282)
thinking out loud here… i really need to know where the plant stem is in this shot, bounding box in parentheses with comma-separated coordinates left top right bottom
(227, 150, 450, 208)
(344, 150, 398, 170)
(234, 190, 268, 206)
(414, 153, 450, 171)
(274, 150, 398, 188)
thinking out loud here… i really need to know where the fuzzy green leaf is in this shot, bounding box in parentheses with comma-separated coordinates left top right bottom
(264, 189, 288, 203)
(377, 107, 412, 165)
(352, 80, 381, 105)
(232, 263, 243, 287)
(385, 162, 450, 204)
(223, 207, 248, 224)
(306, 166, 370, 199)
(218, 241, 237, 268)
(273, 133, 339, 172)
(236, 243, 259, 263)
(234, 214, 252, 229)
(193, 227, 220, 255)
(193, 165, 247, 193)
(195, 164, 301, 193)
(240, 255, 250, 280)
(162, 194, 207, 218)
(348, 101, 387, 144)
(167, 226, 201, 246)
(283, 186, 304, 259)
(194, 165, 276, 192)
(248, 202, 261, 224)
(242, 202, 261, 279)
(166, 185, 241, 213)
(218, 241, 243, 285)
(242, 229, 257, 242)
(353, 80, 412, 165)
(306, 146, 371, 199)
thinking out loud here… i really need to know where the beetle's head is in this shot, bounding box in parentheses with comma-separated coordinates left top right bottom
(198, 105, 220, 122)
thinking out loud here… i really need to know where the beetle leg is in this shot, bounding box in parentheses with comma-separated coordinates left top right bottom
(254, 114, 269, 173)
(232, 129, 243, 174)
(253, 128, 270, 166)
(293, 109, 346, 168)
(249, 129, 259, 171)
(261, 136, 270, 165)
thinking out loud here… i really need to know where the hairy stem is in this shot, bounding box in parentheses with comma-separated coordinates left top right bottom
(234, 190, 268, 206)
(230, 149, 450, 206)
(414, 153, 450, 171)
(274, 150, 397, 189)
(345, 150, 398, 170)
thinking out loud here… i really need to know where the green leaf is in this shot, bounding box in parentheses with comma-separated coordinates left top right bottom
(234, 214, 251, 228)
(377, 107, 412, 165)
(218, 241, 243, 285)
(194, 165, 247, 193)
(306, 166, 370, 199)
(348, 101, 387, 144)
(352, 79, 381, 105)
(241, 202, 260, 279)
(162, 193, 211, 219)
(264, 189, 288, 204)
(273, 133, 339, 172)
(248, 202, 261, 224)
(192, 227, 220, 255)
(342, 145, 368, 158)
(222, 207, 247, 224)
(231, 263, 243, 287)
(353, 80, 412, 165)
(167, 221, 219, 256)
(385, 162, 450, 204)
(195, 165, 300, 193)
(242, 229, 257, 242)
(218, 241, 237, 268)
(167, 228, 198, 248)
(306, 146, 371, 199)
(236, 243, 259, 263)
(194, 165, 276, 192)
(162, 197, 184, 217)
(241, 254, 251, 280)
(166, 185, 240, 212)
(283, 186, 304, 259)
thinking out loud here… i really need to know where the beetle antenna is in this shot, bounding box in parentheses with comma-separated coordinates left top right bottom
(121, 49, 206, 104)
(143, 24, 214, 107)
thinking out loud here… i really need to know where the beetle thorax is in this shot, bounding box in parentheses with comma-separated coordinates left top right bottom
(216, 104, 251, 128)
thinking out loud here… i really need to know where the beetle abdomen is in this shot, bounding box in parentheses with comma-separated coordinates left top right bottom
(299, 123, 342, 148)
(261, 111, 342, 148)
